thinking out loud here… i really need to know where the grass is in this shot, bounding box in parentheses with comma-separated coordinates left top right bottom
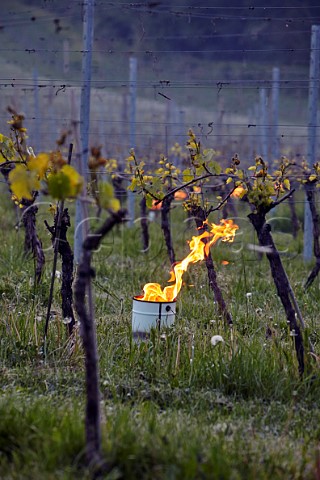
(1, 186, 320, 478)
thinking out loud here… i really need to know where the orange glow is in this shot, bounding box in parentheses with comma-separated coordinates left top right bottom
(151, 199, 162, 210)
(137, 219, 239, 302)
(221, 260, 229, 265)
(174, 190, 188, 201)
(231, 186, 245, 198)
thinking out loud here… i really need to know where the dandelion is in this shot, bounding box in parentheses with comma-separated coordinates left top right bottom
(211, 335, 224, 347)
(62, 317, 73, 325)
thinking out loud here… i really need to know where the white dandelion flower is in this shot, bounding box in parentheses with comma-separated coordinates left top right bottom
(211, 335, 224, 347)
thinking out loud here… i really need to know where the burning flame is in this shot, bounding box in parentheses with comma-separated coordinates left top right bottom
(151, 191, 188, 210)
(231, 186, 245, 198)
(151, 199, 162, 210)
(137, 219, 238, 302)
(174, 190, 188, 201)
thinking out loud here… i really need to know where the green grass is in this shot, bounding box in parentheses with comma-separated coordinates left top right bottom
(1, 187, 320, 478)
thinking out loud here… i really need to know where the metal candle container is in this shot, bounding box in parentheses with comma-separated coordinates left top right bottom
(132, 296, 176, 339)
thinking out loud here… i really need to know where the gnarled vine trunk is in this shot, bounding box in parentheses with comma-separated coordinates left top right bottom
(74, 208, 127, 468)
(161, 194, 175, 265)
(191, 205, 233, 326)
(22, 202, 45, 283)
(304, 184, 320, 289)
(248, 211, 304, 375)
(140, 196, 149, 252)
(45, 208, 75, 335)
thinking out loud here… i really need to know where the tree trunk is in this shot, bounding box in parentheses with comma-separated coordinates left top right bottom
(74, 209, 126, 467)
(140, 196, 149, 252)
(305, 184, 320, 289)
(22, 203, 45, 283)
(248, 211, 304, 375)
(45, 208, 75, 335)
(161, 194, 175, 265)
(191, 205, 233, 326)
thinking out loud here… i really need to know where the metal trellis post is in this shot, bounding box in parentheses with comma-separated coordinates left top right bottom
(304, 25, 320, 262)
(74, 0, 94, 264)
(271, 67, 280, 166)
(127, 56, 137, 227)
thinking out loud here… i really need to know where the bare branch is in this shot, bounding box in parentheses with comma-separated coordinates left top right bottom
(207, 186, 237, 215)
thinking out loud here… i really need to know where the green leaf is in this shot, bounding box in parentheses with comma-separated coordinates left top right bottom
(98, 182, 120, 212)
(183, 168, 193, 183)
(208, 160, 222, 175)
(47, 172, 72, 200)
(195, 165, 205, 176)
(47, 165, 83, 200)
(145, 194, 154, 209)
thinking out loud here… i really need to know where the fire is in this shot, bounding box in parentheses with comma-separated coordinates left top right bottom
(151, 199, 162, 210)
(151, 191, 187, 210)
(174, 190, 188, 201)
(137, 219, 238, 302)
(231, 186, 245, 198)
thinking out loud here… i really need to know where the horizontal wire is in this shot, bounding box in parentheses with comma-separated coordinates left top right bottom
(0, 115, 314, 129)
(9, 129, 315, 139)
(0, 83, 314, 92)
(0, 47, 317, 54)
(0, 77, 313, 85)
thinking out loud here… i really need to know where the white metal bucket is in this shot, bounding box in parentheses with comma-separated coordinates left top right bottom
(132, 296, 176, 339)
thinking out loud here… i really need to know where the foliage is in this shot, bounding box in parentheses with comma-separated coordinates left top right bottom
(0, 200, 320, 478)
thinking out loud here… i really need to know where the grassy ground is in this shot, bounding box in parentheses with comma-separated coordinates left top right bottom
(1, 186, 320, 479)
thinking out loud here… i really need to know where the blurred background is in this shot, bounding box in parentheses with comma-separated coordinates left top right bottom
(0, 0, 319, 168)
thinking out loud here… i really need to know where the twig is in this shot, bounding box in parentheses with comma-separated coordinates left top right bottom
(271, 188, 295, 209)
(156, 173, 218, 205)
(207, 186, 237, 215)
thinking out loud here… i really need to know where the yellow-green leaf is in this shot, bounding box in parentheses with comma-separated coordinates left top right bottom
(283, 178, 290, 190)
(28, 153, 50, 180)
(98, 182, 120, 212)
(109, 197, 120, 212)
(182, 168, 193, 183)
(9, 164, 40, 200)
(209, 160, 222, 175)
(226, 177, 233, 185)
(145, 194, 154, 209)
(60, 165, 83, 197)
(309, 174, 317, 182)
(0, 134, 16, 162)
(47, 172, 72, 200)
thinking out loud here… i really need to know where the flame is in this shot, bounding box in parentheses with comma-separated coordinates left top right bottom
(137, 219, 238, 302)
(231, 186, 245, 198)
(174, 190, 188, 201)
(151, 199, 162, 210)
